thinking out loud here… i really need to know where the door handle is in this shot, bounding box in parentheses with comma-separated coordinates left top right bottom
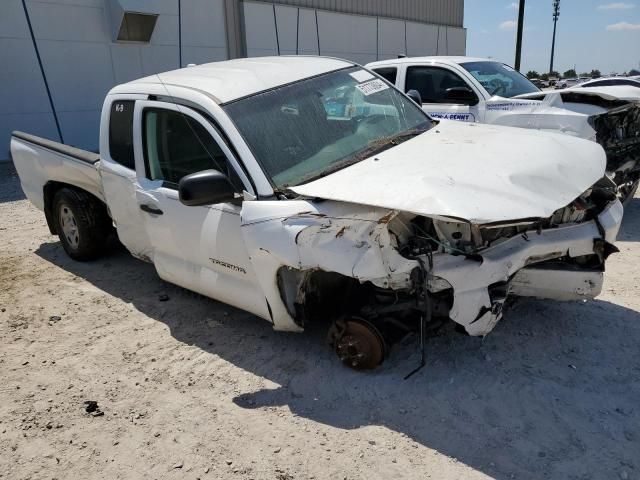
(140, 204, 163, 215)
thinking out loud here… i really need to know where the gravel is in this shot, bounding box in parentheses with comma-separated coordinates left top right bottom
(1, 162, 639, 479)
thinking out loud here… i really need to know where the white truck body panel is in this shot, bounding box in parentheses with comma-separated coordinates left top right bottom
(10, 137, 103, 211)
(426, 199, 622, 335)
(240, 188, 623, 337)
(510, 268, 604, 301)
(240, 200, 411, 331)
(126, 56, 350, 105)
(9, 56, 625, 344)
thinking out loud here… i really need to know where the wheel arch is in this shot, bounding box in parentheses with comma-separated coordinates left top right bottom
(43, 181, 110, 235)
(276, 267, 370, 328)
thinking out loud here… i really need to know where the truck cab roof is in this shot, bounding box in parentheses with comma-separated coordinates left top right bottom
(110, 56, 355, 104)
(366, 56, 492, 68)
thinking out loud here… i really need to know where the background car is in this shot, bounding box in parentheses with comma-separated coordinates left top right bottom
(555, 78, 580, 89)
(575, 77, 640, 89)
(366, 56, 640, 203)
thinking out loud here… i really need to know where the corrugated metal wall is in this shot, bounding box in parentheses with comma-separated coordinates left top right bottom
(0, 0, 228, 158)
(243, 1, 467, 62)
(259, 0, 464, 27)
(0, 0, 464, 159)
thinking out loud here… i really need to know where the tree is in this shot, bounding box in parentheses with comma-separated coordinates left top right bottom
(549, 71, 560, 78)
(629, 69, 640, 76)
(526, 70, 540, 79)
(590, 69, 602, 78)
(540, 73, 550, 81)
(563, 69, 577, 78)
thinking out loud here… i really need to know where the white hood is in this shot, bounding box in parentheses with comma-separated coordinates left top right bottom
(291, 120, 606, 224)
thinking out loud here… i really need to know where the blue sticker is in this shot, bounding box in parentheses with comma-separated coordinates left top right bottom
(428, 112, 476, 122)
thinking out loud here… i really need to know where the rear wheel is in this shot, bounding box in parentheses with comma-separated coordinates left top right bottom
(52, 188, 112, 261)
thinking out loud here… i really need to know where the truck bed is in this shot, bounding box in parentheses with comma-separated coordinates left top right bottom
(10, 131, 104, 212)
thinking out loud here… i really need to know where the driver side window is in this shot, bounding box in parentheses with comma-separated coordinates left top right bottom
(405, 66, 468, 104)
(142, 108, 240, 189)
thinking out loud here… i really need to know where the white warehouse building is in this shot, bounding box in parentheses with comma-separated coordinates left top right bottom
(0, 0, 466, 159)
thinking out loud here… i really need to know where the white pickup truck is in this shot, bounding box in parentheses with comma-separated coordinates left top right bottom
(366, 56, 640, 202)
(11, 56, 623, 370)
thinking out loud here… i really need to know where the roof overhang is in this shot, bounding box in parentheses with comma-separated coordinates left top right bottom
(107, 0, 160, 43)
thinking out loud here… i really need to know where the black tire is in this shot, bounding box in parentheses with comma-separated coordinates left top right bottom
(52, 188, 112, 261)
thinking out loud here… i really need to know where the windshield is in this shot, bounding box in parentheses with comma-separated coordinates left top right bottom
(461, 61, 541, 98)
(224, 67, 432, 188)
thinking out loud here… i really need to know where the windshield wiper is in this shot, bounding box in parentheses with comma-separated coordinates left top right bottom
(349, 127, 430, 161)
(293, 127, 431, 186)
(313, 129, 428, 181)
(382, 127, 430, 146)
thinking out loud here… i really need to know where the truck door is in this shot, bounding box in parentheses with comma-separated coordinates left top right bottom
(99, 97, 154, 261)
(131, 100, 270, 320)
(403, 65, 480, 122)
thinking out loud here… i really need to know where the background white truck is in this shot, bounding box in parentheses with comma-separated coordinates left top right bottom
(366, 56, 640, 202)
(10, 57, 623, 369)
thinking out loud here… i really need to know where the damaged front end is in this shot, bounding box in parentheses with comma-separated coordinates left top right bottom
(241, 181, 623, 369)
(387, 179, 622, 337)
(590, 102, 640, 203)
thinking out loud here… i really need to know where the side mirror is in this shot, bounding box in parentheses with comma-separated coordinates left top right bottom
(179, 169, 236, 206)
(406, 89, 422, 106)
(444, 87, 479, 106)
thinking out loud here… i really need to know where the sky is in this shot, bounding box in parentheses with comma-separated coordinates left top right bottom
(465, 0, 640, 75)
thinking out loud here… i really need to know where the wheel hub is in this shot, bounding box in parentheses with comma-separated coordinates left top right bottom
(59, 203, 79, 249)
(332, 318, 386, 370)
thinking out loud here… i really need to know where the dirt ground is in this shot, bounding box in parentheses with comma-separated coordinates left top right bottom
(1, 161, 639, 480)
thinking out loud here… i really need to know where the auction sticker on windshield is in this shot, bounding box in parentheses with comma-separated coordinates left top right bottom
(350, 70, 374, 82)
(356, 79, 389, 96)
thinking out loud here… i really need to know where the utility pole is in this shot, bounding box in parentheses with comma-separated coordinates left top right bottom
(549, 0, 560, 75)
(514, 0, 525, 71)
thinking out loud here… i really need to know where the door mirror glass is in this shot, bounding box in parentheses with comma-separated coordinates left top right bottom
(179, 169, 236, 206)
(406, 89, 422, 106)
(444, 87, 479, 106)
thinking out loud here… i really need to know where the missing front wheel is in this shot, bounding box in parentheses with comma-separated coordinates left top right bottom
(328, 317, 387, 370)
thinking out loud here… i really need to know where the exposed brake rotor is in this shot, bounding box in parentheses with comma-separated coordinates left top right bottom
(330, 317, 386, 370)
